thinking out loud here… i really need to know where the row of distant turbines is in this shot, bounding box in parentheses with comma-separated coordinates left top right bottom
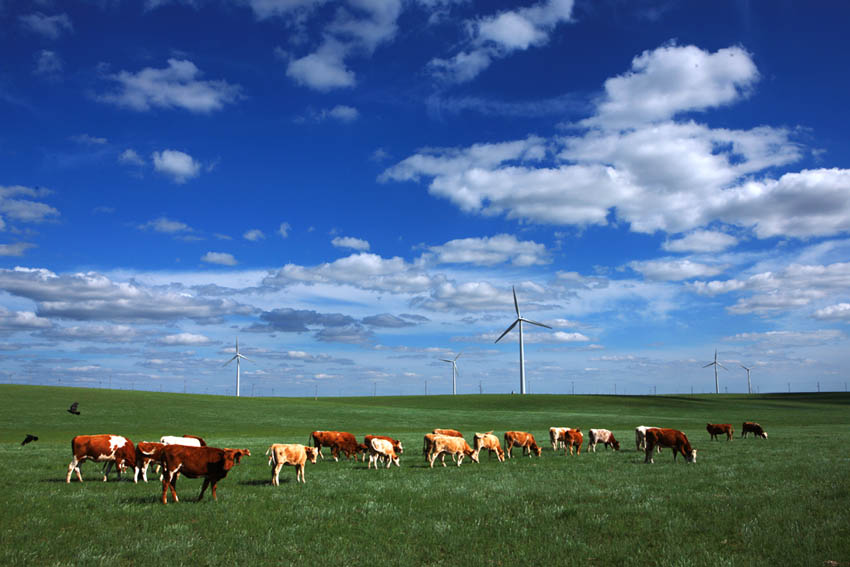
(223, 287, 754, 397)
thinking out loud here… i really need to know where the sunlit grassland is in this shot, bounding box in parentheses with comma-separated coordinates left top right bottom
(1, 385, 848, 566)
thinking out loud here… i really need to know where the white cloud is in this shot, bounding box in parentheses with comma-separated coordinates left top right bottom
(139, 217, 191, 234)
(19, 12, 73, 39)
(327, 105, 359, 122)
(0, 307, 52, 331)
(119, 149, 145, 166)
(34, 50, 63, 77)
(246, 0, 325, 20)
(158, 332, 213, 346)
(332, 236, 370, 251)
(202, 252, 238, 266)
(662, 230, 738, 253)
(152, 149, 201, 183)
(287, 40, 356, 91)
(0, 185, 59, 223)
(813, 303, 850, 322)
(0, 243, 36, 257)
(428, 234, 550, 266)
(628, 259, 726, 281)
(71, 134, 107, 145)
(244, 229, 265, 242)
(278, 222, 291, 238)
(98, 59, 242, 113)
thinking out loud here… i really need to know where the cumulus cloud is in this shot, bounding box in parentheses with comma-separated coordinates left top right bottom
(41, 324, 141, 343)
(361, 313, 417, 328)
(331, 236, 370, 251)
(0, 243, 36, 257)
(628, 259, 727, 281)
(97, 59, 242, 113)
(152, 149, 201, 183)
(0, 307, 52, 332)
(139, 217, 192, 234)
(19, 12, 73, 39)
(157, 332, 213, 346)
(202, 252, 238, 266)
(244, 229, 265, 241)
(287, 41, 355, 91)
(427, 234, 550, 266)
(278, 222, 291, 238)
(119, 149, 145, 166)
(34, 50, 63, 77)
(0, 185, 59, 224)
(662, 230, 738, 253)
(812, 303, 850, 322)
(247, 307, 357, 333)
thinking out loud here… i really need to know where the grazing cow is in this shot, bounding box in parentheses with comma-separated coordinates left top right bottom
(368, 438, 400, 469)
(66, 434, 136, 483)
(504, 431, 542, 458)
(644, 428, 696, 464)
(363, 435, 403, 465)
(428, 435, 478, 468)
(549, 427, 570, 451)
(635, 426, 662, 452)
(181, 435, 206, 446)
(266, 444, 319, 485)
(160, 445, 250, 503)
(741, 421, 768, 439)
(160, 435, 204, 447)
(309, 430, 360, 461)
(706, 423, 734, 441)
(559, 428, 584, 455)
(588, 429, 620, 452)
(472, 431, 505, 462)
(134, 442, 165, 483)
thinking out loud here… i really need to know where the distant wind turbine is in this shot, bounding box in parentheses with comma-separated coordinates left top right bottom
(703, 349, 727, 394)
(440, 352, 462, 395)
(495, 286, 552, 395)
(223, 338, 251, 397)
(740, 364, 753, 395)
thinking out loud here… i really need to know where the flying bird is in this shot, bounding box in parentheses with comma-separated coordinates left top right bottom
(67, 402, 80, 415)
(21, 434, 38, 446)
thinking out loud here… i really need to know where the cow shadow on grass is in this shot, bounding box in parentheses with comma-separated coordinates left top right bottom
(238, 479, 270, 486)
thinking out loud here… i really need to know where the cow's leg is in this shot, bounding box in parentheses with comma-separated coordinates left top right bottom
(644, 444, 654, 464)
(273, 462, 283, 486)
(331, 446, 339, 462)
(161, 476, 169, 504)
(66, 456, 82, 483)
(456, 453, 463, 467)
(102, 460, 113, 482)
(198, 478, 210, 501)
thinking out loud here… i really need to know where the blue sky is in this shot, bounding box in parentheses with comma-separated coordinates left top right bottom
(2, 0, 850, 397)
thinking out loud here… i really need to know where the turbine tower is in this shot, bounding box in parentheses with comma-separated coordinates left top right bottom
(495, 286, 552, 395)
(224, 338, 250, 397)
(703, 349, 727, 394)
(740, 364, 753, 395)
(440, 352, 462, 395)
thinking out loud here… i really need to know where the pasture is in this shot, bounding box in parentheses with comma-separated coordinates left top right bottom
(1, 385, 848, 566)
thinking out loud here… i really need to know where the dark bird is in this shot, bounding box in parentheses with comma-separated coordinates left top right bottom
(67, 402, 80, 415)
(21, 434, 38, 446)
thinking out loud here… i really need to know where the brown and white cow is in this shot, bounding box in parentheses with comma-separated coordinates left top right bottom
(368, 438, 400, 469)
(559, 428, 583, 455)
(309, 430, 360, 461)
(741, 421, 768, 439)
(267, 443, 319, 485)
(428, 435, 478, 468)
(364, 435, 403, 460)
(644, 428, 696, 464)
(504, 431, 542, 458)
(706, 423, 734, 441)
(472, 431, 505, 462)
(588, 429, 620, 452)
(635, 426, 662, 452)
(160, 435, 205, 447)
(134, 441, 165, 483)
(160, 445, 250, 503)
(549, 427, 570, 451)
(66, 434, 136, 483)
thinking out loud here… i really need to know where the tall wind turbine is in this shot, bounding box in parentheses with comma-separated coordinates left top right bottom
(223, 338, 250, 397)
(440, 352, 462, 395)
(740, 364, 753, 395)
(495, 286, 552, 395)
(703, 349, 727, 394)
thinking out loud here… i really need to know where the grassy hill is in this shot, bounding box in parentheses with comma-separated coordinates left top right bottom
(2, 385, 848, 565)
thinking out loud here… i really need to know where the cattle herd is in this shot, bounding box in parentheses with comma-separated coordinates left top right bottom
(64, 421, 768, 504)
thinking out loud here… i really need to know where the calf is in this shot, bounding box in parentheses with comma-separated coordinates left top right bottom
(368, 438, 400, 469)
(588, 429, 620, 452)
(504, 431, 542, 458)
(66, 434, 136, 483)
(644, 428, 696, 464)
(160, 445, 250, 503)
(635, 426, 661, 452)
(741, 421, 768, 439)
(134, 441, 165, 483)
(267, 443, 319, 485)
(549, 427, 570, 451)
(706, 423, 734, 441)
(559, 428, 583, 456)
(364, 435, 403, 464)
(472, 431, 505, 462)
(428, 435, 478, 468)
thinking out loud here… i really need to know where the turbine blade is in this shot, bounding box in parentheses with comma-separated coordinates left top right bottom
(718, 363, 728, 371)
(238, 353, 251, 362)
(702, 362, 714, 368)
(512, 286, 520, 317)
(495, 320, 519, 343)
(440, 359, 453, 363)
(521, 317, 553, 329)
(454, 352, 462, 361)
(223, 355, 238, 366)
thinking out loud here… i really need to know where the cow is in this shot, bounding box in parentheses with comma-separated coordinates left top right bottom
(368, 438, 400, 469)
(644, 428, 696, 464)
(588, 429, 620, 452)
(549, 427, 570, 451)
(134, 441, 165, 483)
(741, 421, 768, 439)
(309, 430, 360, 461)
(706, 423, 734, 441)
(472, 431, 505, 462)
(160, 445, 250, 503)
(428, 435, 478, 468)
(559, 428, 583, 455)
(635, 426, 662, 452)
(504, 431, 542, 458)
(66, 434, 136, 483)
(432, 428, 463, 437)
(160, 435, 205, 447)
(266, 444, 319, 485)
(363, 435, 403, 464)
(181, 434, 206, 446)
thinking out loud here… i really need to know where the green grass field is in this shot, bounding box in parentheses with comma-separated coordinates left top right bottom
(2, 385, 848, 566)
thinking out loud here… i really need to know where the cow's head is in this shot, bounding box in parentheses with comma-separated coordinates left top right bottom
(532, 444, 542, 457)
(306, 447, 320, 464)
(611, 439, 621, 451)
(228, 448, 250, 464)
(395, 441, 404, 454)
(687, 449, 697, 463)
(468, 448, 480, 463)
(759, 431, 768, 439)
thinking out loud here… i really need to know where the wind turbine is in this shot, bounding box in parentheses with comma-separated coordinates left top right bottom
(703, 349, 727, 394)
(223, 338, 250, 397)
(740, 364, 753, 395)
(440, 352, 462, 395)
(495, 286, 552, 395)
